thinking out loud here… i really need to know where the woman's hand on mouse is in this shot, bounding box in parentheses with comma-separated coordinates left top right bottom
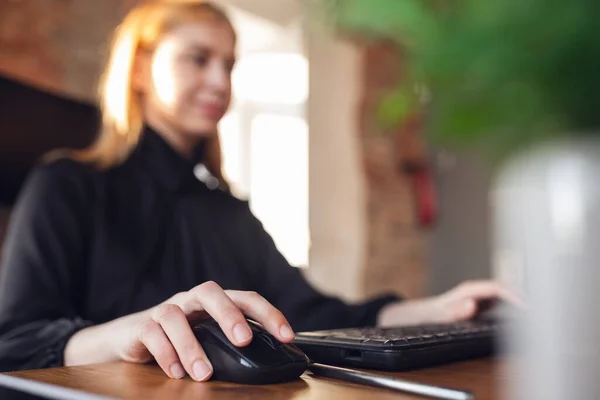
(376, 280, 524, 327)
(98, 281, 294, 381)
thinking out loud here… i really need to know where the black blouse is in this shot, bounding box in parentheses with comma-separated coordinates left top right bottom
(0, 127, 399, 372)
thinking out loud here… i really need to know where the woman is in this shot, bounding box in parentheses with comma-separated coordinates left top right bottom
(0, 0, 518, 382)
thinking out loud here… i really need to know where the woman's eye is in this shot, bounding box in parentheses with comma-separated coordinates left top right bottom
(191, 54, 208, 67)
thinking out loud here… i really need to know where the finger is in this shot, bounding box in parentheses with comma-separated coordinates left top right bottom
(189, 281, 253, 346)
(138, 320, 185, 380)
(226, 290, 295, 342)
(165, 291, 210, 321)
(152, 304, 213, 382)
(457, 281, 525, 307)
(455, 298, 478, 321)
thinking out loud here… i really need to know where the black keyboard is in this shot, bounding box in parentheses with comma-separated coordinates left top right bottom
(299, 319, 498, 346)
(293, 319, 499, 371)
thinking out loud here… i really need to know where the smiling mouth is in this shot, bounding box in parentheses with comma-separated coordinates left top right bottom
(198, 103, 226, 118)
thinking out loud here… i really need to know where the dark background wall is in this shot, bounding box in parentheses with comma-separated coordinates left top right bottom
(0, 76, 97, 205)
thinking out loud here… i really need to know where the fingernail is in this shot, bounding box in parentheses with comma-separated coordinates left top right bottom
(280, 324, 295, 339)
(233, 323, 252, 343)
(193, 359, 212, 381)
(170, 362, 185, 379)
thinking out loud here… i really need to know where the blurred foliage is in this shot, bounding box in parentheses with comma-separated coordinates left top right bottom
(319, 0, 600, 158)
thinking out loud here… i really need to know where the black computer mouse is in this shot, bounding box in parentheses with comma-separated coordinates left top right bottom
(192, 318, 310, 385)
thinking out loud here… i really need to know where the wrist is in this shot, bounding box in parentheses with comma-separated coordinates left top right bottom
(376, 297, 443, 327)
(64, 321, 119, 366)
(64, 310, 151, 366)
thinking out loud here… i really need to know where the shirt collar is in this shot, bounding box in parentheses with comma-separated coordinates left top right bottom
(135, 125, 208, 192)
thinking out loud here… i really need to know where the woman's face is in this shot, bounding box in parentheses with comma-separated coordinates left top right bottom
(137, 20, 235, 140)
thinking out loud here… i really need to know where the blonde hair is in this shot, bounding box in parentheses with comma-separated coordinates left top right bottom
(76, 0, 233, 188)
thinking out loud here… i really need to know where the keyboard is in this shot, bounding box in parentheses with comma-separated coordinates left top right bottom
(299, 319, 498, 346)
(293, 319, 500, 371)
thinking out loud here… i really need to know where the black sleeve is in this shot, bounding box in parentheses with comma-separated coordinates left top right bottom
(245, 211, 401, 332)
(0, 162, 93, 372)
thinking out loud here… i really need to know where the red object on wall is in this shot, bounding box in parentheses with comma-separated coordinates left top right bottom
(413, 166, 437, 228)
(402, 162, 438, 229)
(394, 111, 438, 229)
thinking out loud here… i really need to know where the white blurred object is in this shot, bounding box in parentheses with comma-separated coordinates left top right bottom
(193, 164, 220, 190)
(492, 138, 600, 400)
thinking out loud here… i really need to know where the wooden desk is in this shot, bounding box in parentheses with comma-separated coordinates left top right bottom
(5, 358, 503, 400)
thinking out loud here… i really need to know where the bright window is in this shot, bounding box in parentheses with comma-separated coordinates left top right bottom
(213, 6, 309, 267)
(232, 53, 308, 105)
(249, 114, 309, 266)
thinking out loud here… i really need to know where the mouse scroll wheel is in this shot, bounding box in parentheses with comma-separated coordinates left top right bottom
(256, 332, 283, 349)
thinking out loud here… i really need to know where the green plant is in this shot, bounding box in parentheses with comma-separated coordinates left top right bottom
(319, 0, 600, 158)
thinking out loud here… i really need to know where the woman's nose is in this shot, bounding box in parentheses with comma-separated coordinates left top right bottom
(204, 60, 231, 94)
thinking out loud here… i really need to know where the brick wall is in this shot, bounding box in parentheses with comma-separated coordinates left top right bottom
(0, 0, 136, 102)
(358, 42, 428, 299)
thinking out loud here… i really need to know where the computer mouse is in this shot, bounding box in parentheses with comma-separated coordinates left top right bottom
(192, 318, 310, 385)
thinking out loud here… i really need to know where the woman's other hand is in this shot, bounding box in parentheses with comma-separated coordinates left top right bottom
(377, 280, 524, 327)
